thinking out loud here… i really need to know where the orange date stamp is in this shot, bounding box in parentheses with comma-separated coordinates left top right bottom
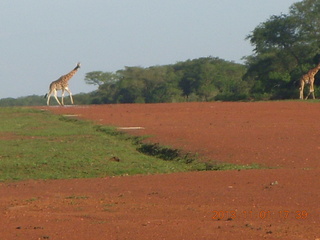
(212, 210, 308, 221)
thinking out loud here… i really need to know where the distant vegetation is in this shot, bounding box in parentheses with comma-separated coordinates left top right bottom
(0, 93, 93, 107)
(1, 0, 320, 106)
(84, 57, 248, 104)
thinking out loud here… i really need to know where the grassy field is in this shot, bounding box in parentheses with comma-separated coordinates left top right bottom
(0, 107, 261, 181)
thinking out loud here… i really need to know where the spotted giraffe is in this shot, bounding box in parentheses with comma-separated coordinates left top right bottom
(45, 62, 81, 105)
(299, 63, 320, 100)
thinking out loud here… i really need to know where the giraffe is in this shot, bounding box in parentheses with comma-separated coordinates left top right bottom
(45, 62, 81, 106)
(299, 63, 320, 100)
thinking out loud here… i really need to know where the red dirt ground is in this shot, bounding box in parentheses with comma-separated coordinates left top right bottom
(1, 102, 320, 240)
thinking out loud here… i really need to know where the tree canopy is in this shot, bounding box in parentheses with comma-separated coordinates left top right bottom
(244, 0, 320, 99)
(84, 57, 248, 104)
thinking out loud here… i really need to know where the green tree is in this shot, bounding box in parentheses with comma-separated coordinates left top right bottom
(290, 0, 320, 48)
(115, 67, 146, 103)
(84, 71, 119, 87)
(245, 0, 320, 99)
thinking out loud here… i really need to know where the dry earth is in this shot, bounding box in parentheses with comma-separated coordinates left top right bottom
(1, 102, 319, 240)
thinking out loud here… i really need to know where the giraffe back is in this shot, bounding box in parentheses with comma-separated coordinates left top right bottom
(50, 63, 81, 91)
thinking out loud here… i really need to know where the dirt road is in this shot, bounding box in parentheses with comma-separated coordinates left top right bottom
(1, 102, 319, 239)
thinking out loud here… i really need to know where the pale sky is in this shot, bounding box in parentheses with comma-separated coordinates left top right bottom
(0, 0, 298, 98)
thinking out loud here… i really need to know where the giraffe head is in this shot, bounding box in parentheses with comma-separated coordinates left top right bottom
(73, 62, 81, 71)
(314, 63, 320, 72)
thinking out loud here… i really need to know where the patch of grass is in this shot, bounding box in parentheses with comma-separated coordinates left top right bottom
(65, 195, 89, 200)
(91, 124, 265, 171)
(0, 107, 263, 182)
(25, 197, 39, 202)
(203, 162, 264, 171)
(0, 108, 197, 181)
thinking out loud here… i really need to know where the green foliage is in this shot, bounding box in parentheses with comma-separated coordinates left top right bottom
(0, 95, 45, 106)
(91, 57, 248, 103)
(84, 71, 119, 86)
(244, 0, 320, 100)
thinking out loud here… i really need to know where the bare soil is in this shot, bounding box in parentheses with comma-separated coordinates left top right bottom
(1, 102, 319, 240)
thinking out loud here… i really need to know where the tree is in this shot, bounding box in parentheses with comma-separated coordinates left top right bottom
(289, 0, 320, 47)
(84, 71, 119, 87)
(247, 13, 306, 65)
(244, 0, 320, 99)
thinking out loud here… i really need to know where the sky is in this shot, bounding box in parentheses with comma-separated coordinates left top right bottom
(0, 0, 299, 99)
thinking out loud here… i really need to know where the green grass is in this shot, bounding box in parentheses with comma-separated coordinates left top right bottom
(0, 107, 262, 181)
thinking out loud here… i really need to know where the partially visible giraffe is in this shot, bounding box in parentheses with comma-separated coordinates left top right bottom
(45, 62, 81, 106)
(299, 63, 320, 100)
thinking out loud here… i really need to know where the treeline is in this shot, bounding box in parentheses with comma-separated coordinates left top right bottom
(0, 94, 92, 107)
(0, 95, 45, 107)
(85, 57, 249, 104)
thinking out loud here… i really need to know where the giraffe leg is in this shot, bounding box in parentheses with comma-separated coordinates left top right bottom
(46, 91, 55, 106)
(311, 83, 315, 99)
(61, 89, 65, 106)
(305, 92, 311, 100)
(65, 87, 74, 105)
(306, 83, 315, 100)
(53, 90, 62, 105)
(47, 93, 51, 106)
(299, 81, 304, 100)
(305, 89, 313, 100)
(307, 90, 316, 100)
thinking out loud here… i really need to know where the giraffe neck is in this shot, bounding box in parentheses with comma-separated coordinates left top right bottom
(308, 64, 320, 76)
(60, 64, 80, 83)
(65, 69, 78, 80)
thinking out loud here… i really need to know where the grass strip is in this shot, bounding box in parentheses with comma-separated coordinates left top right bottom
(0, 107, 262, 181)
